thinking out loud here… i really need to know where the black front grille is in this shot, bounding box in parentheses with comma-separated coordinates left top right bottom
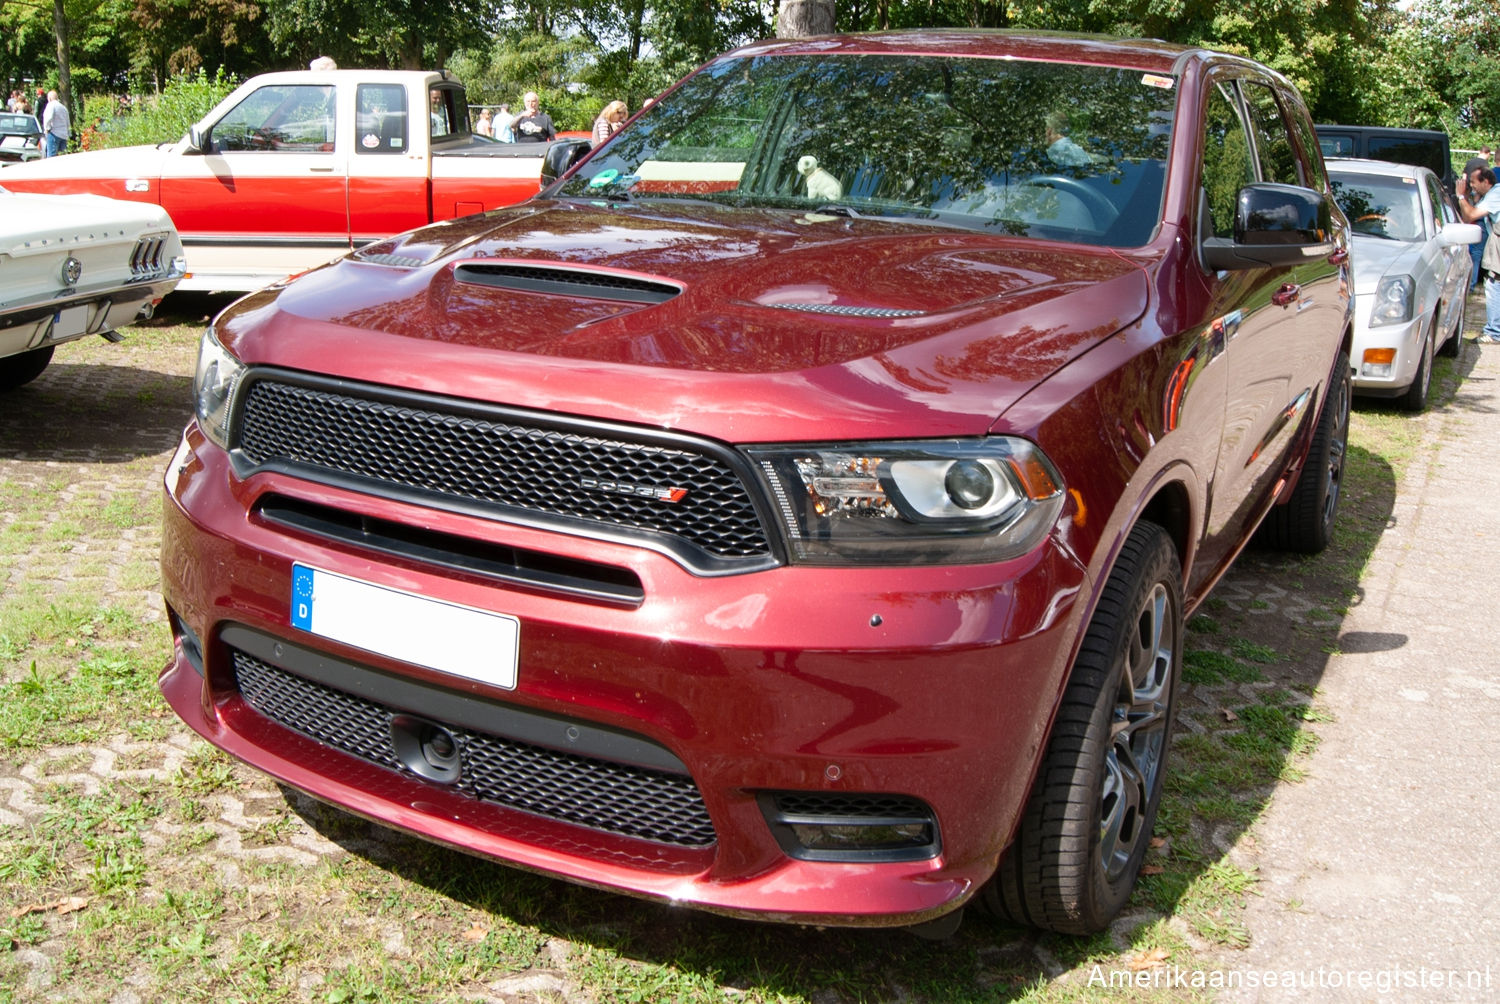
(232, 648, 717, 847)
(236, 378, 771, 566)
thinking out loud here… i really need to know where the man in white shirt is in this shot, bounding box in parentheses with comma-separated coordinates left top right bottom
(1457, 166, 1500, 344)
(41, 90, 69, 157)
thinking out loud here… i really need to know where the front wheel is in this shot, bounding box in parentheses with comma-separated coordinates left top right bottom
(1400, 323, 1434, 412)
(980, 521, 1182, 934)
(1256, 350, 1350, 554)
(0, 346, 54, 392)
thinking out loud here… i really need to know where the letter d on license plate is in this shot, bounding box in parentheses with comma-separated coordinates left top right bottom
(290, 564, 519, 689)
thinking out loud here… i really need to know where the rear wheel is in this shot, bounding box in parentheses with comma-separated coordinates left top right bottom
(0, 346, 54, 392)
(980, 521, 1182, 934)
(1257, 350, 1350, 554)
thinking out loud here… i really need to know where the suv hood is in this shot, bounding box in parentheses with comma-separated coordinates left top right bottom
(227, 200, 1152, 442)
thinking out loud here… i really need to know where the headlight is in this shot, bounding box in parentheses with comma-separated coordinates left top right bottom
(747, 438, 1064, 565)
(1370, 275, 1414, 327)
(193, 327, 245, 448)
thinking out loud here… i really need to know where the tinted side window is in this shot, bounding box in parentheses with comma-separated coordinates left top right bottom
(1242, 83, 1298, 186)
(1285, 99, 1327, 192)
(1425, 174, 1451, 228)
(1202, 82, 1256, 239)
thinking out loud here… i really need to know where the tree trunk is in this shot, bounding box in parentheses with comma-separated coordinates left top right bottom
(777, 0, 835, 37)
(52, 0, 72, 120)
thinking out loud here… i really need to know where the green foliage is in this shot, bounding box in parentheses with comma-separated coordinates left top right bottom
(86, 68, 238, 149)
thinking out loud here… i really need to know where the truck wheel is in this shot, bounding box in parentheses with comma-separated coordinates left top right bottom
(980, 521, 1181, 934)
(1256, 350, 1350, 554)
(0, 346, 55, 392)
(1400, 323, 1434, 412)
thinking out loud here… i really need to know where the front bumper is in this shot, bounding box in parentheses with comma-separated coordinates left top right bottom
(1351, 301, 1426, 397)
(159, 425, 1087, 927)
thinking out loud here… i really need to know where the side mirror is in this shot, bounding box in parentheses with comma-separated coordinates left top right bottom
(540, 138, 592, 188)
(1439, 222, 1483, 247)
(184, 124, 209, 155)
(1203, 183, 1335, 270)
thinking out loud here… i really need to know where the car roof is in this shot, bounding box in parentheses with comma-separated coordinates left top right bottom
(722, 29, 1229, 76)
(1325, 156, 1433, 181)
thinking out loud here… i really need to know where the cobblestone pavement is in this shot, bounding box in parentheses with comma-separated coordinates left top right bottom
(2, 296, 1497, 1000)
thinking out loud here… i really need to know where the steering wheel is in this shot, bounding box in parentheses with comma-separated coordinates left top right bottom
(1021, 174, 1119, 224)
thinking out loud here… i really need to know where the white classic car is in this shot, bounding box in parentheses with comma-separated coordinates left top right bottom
(1327, 158, 1480, 411)
(1, 185, 185, 390)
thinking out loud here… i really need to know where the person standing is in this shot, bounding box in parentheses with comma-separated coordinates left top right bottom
(495, 103, 515, 142)
(41, 90, 69, 157)
(1457, 166, 1500, 344)
(475, 107, 493, 137)
(1463, 154, 1490, 289)
(591, 100, 628, 146)
(512, 92, 554, 143)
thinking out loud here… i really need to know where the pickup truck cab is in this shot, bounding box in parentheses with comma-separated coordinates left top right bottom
(0, 70, 585, 291)
(159, 31, 1352, 937)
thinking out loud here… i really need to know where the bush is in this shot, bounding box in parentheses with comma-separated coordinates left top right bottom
(85, 68, 238, 150)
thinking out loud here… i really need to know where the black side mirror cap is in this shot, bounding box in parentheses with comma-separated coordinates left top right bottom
(1203, 183, 1336, 270)
(540, 138, 593, 188)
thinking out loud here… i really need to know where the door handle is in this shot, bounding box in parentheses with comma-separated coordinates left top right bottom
(309, 166, 336, 173)
(1272, 283, 1300, 307)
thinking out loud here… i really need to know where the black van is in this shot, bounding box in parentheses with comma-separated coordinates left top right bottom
(1315, 125, 1454, 186)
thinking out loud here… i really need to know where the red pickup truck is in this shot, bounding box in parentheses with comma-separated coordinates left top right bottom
(0, 70, 588, 291)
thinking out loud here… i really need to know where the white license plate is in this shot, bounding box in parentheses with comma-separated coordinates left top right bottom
(50, 305, 89, 341)
(290, 564, 519, 689)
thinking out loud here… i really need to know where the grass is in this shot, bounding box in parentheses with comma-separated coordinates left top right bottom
(0, 297, 1465, 1001)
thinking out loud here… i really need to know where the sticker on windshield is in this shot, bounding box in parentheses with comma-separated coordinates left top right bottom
(1141, 74, 1175, 89)
(588, 169, 620, 189)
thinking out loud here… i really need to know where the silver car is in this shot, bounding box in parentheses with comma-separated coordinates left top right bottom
(1328, 158, 1479, 411)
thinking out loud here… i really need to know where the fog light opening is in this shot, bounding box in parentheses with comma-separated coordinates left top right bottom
(759, 792, 940, 863)
(168, 609, 205, 677)
(390, 714, 463, 784)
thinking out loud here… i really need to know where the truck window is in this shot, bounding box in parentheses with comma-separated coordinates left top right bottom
(430, 87, 462, 142)
(358, 83, 408, 155)
(214, 84, 336, 153)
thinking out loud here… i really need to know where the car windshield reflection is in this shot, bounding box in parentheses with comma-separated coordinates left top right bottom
(559, 54, 1179, 248)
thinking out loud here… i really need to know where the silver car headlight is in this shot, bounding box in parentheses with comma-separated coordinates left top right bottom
(193, 327, 246, 448)
(1370, 275, 1414, 327)
(747, 438, 1065, 565)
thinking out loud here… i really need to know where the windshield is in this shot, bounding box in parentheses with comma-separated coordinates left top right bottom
(558, 53, 1179, 247)
(1330, 172, 1425, 242)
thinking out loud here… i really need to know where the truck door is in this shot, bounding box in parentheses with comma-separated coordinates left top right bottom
(159, 82, 349, 286)
(349, 82, 431, 240)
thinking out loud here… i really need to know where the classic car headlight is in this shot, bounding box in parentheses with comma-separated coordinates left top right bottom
(1370, 275, 1414, 327)
(193, 328, 245, 448)
(747, 438, 1065, 564)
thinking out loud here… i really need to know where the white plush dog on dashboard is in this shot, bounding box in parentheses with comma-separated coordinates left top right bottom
(797, 155, 843, 201)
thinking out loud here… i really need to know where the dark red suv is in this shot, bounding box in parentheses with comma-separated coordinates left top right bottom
(160, 30, 1352, 935)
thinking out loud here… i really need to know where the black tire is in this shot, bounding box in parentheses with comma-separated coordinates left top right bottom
(1257, 350, 1350, 554)
(1400, 324, 1434, 412)
(980, 521, 1182, 934)
(0, 346, 54, 392)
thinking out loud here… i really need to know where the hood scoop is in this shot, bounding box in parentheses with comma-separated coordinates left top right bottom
(454, 261, 682, 304)
(765, 302, 925, 319)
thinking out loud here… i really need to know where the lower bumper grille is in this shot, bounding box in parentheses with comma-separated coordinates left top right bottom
(231, 648, 717, 847)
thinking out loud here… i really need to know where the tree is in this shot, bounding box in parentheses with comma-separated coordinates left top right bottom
(777, 0, 833, 36)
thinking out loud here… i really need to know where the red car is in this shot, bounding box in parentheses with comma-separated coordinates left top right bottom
(160, 31, 1352, 935)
